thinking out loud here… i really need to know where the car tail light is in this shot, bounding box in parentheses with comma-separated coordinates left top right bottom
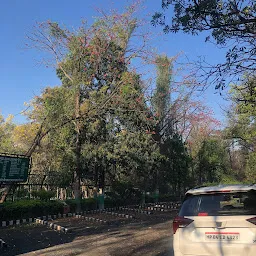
(198, 212, 208, 216)
(173, 216, 194, 234)
(246, 217, 256, 225)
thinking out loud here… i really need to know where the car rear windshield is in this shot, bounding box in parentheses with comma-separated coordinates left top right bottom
(179, 190, 256, 216)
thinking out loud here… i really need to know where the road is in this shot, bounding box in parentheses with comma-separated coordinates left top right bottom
(0, 206, 175, 256)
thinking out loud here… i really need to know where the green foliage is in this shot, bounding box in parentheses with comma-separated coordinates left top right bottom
(0, 114, 16, 153)
(31, 190, 55, 201)
(152, 0, 256, 88)
(14, 188, 29, 199)
(152, 55, 172, 119)
(26, 8, 146, 212)
(48, 22, 67, 39)
(153, 0, 256, 39)
(219, 174, 244, 185)
(160, 134, 191, 194)
(9, 2, 232, 203)
(245, 152, 256, 183)
(228, 77, 256, 143)
(150, 54, 191, 195)
(197, 138, 230, 184)
(153, 0, 256, 43)
(145, 193, 179, 203)
(65, 198, 96, 212)
(111, 132, 161, 184)
(105, 181, 142, 206)
(225, 76, 256, 183)
(0, 200, 63, 221)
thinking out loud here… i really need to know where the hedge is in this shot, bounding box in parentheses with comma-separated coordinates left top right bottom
(65, 198, 97, 212)
(104, 197, 141, 207)
(145, 194, 180, 203)
(0, 194, 180, 221)
(0, 200, 63, 221)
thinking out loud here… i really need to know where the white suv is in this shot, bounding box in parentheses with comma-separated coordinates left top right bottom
(173, 184, 256, 256)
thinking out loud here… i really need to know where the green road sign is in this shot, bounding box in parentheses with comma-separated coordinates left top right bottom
(0, 154, 30, 182)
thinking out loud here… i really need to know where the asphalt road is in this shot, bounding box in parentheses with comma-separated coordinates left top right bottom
(0, 209, 175, 256)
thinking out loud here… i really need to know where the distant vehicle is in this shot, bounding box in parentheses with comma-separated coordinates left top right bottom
(173, 184, 256, 256)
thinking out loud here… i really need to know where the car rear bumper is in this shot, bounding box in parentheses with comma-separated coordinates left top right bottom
(174, 253, 208, 256)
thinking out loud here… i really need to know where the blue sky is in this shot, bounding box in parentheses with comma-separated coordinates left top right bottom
(0, 0, 229, 124)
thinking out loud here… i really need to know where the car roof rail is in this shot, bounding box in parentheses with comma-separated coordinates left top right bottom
(192, 185, 207, 189)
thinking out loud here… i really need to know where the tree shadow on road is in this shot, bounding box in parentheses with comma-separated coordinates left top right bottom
(121, 235, 174, 256)
(0, 217, 174, 256)
(0, 225, 76, 256)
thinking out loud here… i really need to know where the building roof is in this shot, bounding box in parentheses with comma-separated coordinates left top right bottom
(186, 184, 256, 195)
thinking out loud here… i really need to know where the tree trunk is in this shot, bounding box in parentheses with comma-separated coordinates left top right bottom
(40, 175, 47, 189)
(98, 165, 105, 210)
(73, 86, 82, 213)
(0, 185, 11, 203)
(141, 191, 146, 205)
(154, 168, 159, 203)
(73, 137, 82, 212)
(73, 169, 81, 212)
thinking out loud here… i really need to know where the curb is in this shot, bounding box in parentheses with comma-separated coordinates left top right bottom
(0, 212, 77, 228)
(102, 211, 134, 219)
(75, 214, 109, 225)
(119, 207, 152, 215)
(0, 201, 181, 229)
(147, 206, 168, 212)
(35, 218, 72, 233)
(0, 239, 7, 249)
(36, 213, 113, 233)
(1, 218, 34, 228)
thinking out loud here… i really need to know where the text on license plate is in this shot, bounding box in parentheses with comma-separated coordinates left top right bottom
(205, 232, 240, 241)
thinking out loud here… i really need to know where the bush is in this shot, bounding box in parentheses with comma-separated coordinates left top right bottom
(158, 194, 180, 202)
(0, 200, 63, 221)
(66, 198, 97, 212)
(31, 190, 55, 201)
(145, 193, 180, 204)
(105, 181, 142, 206)
(104, 197, 116, 208)
(81, 198, 97, 210)
(14, 188, 29, 199)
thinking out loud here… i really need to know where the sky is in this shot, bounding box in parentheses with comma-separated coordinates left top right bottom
(0, 0, 229, 124)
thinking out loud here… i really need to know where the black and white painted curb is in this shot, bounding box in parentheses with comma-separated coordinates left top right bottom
(81, 208, 134, 218)
(35, 217, 72, 233)
(35, 212, 76, 233)
(102, 210, 134, 219)
(75, 214, 108, 224)
(0, 218, 34, 228)
(0, 212, 75, 228)
(118, 207, 152, 215)
(0, 239, 7, 249)
(35, 211, 133, 233)
(0, 201, 181, 229)
(148, 207, 168, 212)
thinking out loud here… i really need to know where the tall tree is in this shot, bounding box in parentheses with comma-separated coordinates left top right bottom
(152, 55, 172, 197)
(197, 138, 230, 185)
(152, 55, 191, 196)
(225, 75, 256, 182)
(26, 5, 154, 210)
(152, 55, 171, 122)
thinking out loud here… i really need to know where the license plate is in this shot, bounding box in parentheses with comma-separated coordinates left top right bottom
(205, 232, 240, 241)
